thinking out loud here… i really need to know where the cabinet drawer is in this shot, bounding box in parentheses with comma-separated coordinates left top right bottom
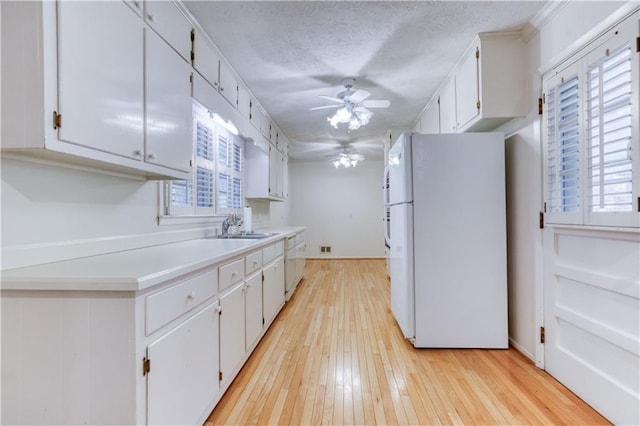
(146, 269, 218, 335)
(219, 258, 244, 291)
(295, 232, 305, 245)
(262, 244, 275, 264)
(275, 240, 285, 257)
(245, 250, 263, 275)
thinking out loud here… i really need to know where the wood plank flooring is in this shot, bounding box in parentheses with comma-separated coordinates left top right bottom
(205, 259, 609, 425)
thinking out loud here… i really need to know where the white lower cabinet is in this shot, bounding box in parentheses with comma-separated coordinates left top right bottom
(245, 271, 264, 351)
(0, 238, 288, 426)
(263, 255, 285, 327)
(147, 302, 220, 426)
(219, 281, 246, 385)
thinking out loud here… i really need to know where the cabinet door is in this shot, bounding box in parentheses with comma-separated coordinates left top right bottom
(245, 271, 263, 351)
(57, 1, 143, 159)
(219, 62, 238, 107)
(296, 243, 306, 282)
(439, 77, 457, 133)
(219, 282, 246, 384)
(269, 145, 278, 197)
(282, 156, 289, 199)
(421, 100, 440, 134)
(237, 85, 251, 120)
(144, 1, 192, 61)
(455, 45, 480, 130)
(147, 302, 220, 426)
(193, 29, 219, 89)
(145, 29, 192, 172)
(263, 257, 285, 326)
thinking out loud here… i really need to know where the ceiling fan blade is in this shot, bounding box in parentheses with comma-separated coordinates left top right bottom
(318, 95, 344, 103)
(348, 89, 371, 104)
(362, 99, 390, 108)
(309, 105, 340, 111)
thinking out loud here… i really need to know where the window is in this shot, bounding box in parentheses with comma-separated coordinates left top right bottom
(543, 15, 638, 227)
(164, 100, 244, 218)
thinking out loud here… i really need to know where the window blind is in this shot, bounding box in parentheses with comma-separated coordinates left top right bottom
(196, 167, 214, 208)
(546, 74, 581, 213)
(587, 42, 633, 213)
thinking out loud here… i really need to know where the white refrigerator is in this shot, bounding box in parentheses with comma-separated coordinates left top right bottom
(384, 132, 508, 348)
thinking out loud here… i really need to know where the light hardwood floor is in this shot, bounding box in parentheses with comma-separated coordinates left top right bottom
(205, 259, 609, 425)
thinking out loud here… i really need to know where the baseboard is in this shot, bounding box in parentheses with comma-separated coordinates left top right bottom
(509, 337, 536, 362)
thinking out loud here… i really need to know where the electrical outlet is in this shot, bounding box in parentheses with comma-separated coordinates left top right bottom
(320, 246, 325, 253)
(326, 246, 331, 253)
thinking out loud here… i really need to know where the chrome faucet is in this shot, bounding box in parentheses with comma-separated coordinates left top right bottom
(221, 213, 243, 237)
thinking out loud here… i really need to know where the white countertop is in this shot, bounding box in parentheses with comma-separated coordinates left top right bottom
(1, 226, 305, 292)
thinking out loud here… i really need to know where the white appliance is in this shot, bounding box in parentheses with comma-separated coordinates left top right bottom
(384, 132, 508, 348)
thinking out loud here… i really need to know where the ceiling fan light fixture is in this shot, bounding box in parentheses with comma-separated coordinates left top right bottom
(331, 150, 364, 169)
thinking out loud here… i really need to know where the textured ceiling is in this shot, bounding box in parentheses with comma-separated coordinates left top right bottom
(184, 1, 546, 160)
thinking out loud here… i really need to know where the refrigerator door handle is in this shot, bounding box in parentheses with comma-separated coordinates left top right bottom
(384, 207, 391, 247)
(383, 165, 390, 205)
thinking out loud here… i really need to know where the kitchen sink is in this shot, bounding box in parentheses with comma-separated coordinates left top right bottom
(206, 232, 277, 240)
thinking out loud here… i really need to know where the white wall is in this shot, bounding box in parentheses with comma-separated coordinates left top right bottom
(0, 157, 215, 269)
(290, 160, 385, 258)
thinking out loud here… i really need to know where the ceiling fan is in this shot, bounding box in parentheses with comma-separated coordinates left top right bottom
(324, 143, 365, 168)
(311, 78, 391, 130)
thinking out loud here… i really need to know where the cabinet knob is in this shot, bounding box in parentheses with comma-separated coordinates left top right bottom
(187, 291, 195, 299)
(146, 13, 154, 22)
(132, 0, 141, 9)
(147, 153, 156, 160)
(133, 150, 142, 157)
(220, 86, 224, 92)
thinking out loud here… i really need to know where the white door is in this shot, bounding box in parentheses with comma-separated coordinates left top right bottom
(57, 1, 143, 159)
(147, 303, 219, 425)
(219, 282, 246, 384)
(389, 203, 414, 340)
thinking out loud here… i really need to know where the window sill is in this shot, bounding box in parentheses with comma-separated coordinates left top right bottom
(157, 214, 225, 227)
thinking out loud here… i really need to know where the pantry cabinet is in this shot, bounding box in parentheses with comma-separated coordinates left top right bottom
(1, 1, 192, 179)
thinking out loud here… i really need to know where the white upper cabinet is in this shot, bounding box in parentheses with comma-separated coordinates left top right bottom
(423, 32, 526, 134)
(421, 98, 440, 134)
(218, 62, 238, 107)
(144, 0, 192, 61)
(1, 1, 192, 179)
(145, 28, 193, 172)
(193, 28, 220, 90)
(57, 1, 144, 160)
(439, 77, 457, 134)
(237, 84, 251, 120)
(455, 46, 481, 130)
(193, 29, 238, 108)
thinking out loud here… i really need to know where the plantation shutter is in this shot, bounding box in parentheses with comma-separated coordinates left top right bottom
(584, 21, 638, 227)
(543, 62, 583, 224)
